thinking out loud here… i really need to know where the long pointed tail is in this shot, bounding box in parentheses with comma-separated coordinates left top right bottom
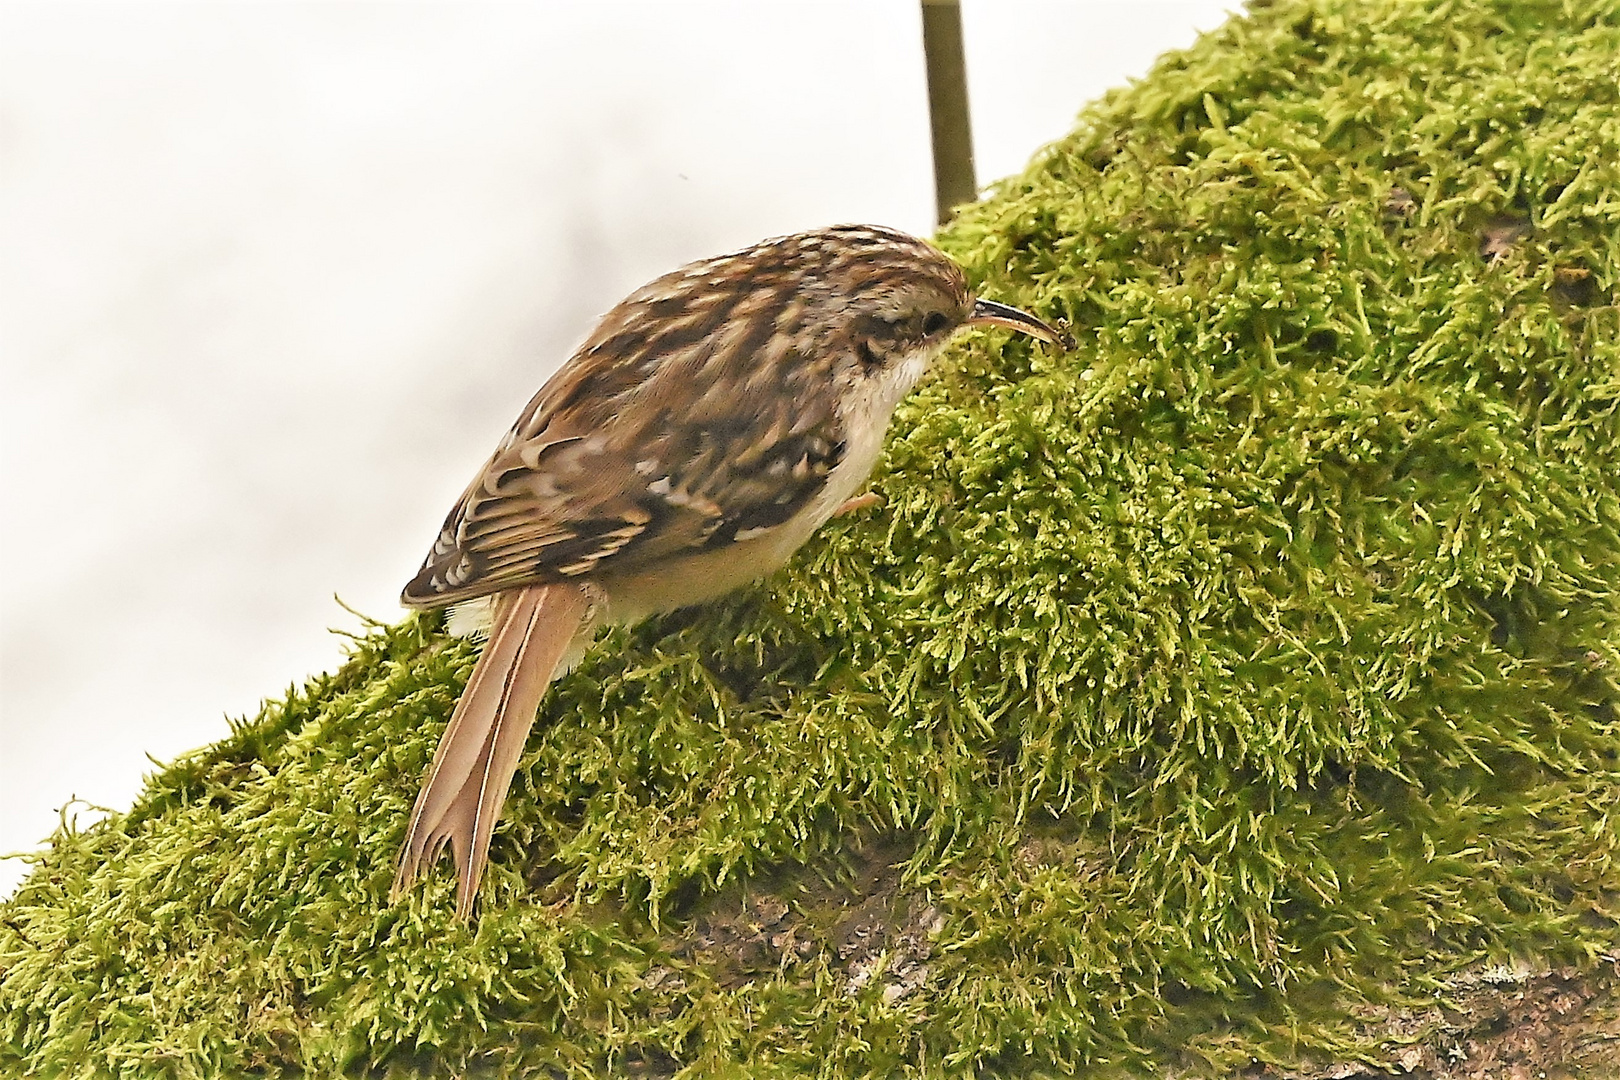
(390, 582, 592, 920)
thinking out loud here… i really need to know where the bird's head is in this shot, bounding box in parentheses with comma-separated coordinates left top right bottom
(769, 225, 1069, 380)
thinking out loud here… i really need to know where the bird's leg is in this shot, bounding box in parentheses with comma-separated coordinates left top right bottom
(834, 492, 883, 516)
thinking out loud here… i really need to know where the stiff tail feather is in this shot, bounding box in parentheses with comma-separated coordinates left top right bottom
(390, 582, 592, 920)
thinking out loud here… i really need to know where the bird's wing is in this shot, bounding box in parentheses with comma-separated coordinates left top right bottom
(401, 281, 847, 608)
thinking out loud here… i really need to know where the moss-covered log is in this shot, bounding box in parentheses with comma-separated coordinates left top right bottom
(4, 0, 1618, 1075)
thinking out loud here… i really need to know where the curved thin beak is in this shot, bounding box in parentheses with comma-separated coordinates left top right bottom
(967, 298, 1072, 349)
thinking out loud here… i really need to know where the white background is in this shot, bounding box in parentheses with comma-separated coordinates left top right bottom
(0, 0, 1235, 896)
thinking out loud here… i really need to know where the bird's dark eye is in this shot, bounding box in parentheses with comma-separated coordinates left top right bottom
(922, 311, 950, 336)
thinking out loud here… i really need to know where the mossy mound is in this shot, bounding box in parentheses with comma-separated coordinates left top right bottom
(4, 0, 1618, 1075)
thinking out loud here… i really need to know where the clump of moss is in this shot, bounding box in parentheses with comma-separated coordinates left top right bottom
(4, 0, 1618, 1075)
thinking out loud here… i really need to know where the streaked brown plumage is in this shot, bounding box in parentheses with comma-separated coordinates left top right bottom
(391, 224, 1065, 920)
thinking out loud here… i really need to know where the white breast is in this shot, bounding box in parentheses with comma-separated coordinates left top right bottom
(793, 344, 935, 543)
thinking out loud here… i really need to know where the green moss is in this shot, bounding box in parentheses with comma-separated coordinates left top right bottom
(5, 0, 1618, 1075)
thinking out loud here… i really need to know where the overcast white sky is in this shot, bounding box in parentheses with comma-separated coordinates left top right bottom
(0, 0, 1237, 896)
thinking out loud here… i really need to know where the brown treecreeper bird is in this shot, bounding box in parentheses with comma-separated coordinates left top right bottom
(391, 224, 1066, 919)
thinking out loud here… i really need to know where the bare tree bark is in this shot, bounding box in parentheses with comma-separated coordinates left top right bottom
(921, 0, 976, 224)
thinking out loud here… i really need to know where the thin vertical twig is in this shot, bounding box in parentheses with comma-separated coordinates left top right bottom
(921, 0, 977, 225)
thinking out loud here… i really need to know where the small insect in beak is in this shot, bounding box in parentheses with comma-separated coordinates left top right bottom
(966, 298, 1074, 350)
